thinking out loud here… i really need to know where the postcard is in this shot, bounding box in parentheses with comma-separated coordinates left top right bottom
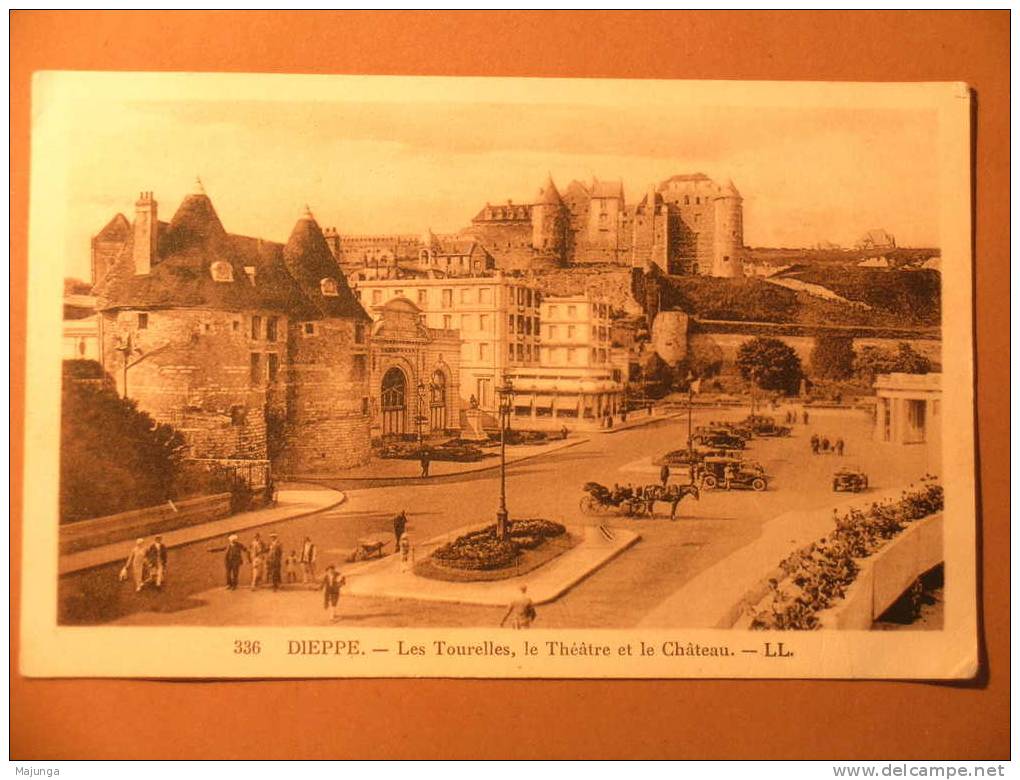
(20, 72, 975, 678)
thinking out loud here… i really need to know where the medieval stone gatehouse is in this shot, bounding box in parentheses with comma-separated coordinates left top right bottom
(91, 181, 373, 475)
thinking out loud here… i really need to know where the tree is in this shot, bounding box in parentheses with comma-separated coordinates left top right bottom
(735, 337, 803, 395)
(810, 334, 856, 380)
(854, 342, 933, 383)
(60, 361, 187, 523)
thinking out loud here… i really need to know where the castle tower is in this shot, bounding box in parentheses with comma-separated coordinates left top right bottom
(711, 179, 744, 278)
(132, 192, 157, 275)
(531, 175, 567, 260)
(281, 207, 373, 474)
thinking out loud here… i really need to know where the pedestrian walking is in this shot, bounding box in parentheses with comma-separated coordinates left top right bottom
(560, 425, 569, 440)
(810, 434, 820, 455)
(285, 551, 298, 583)
(659, 463, 670, 488)
(821, 436, 830, 453)
(835, 438, 845, 457)
(500, 585, 537, 629)
(300, 536, 317, 583)
(419, 449, 431, 478)
(119, 538, 149, 592)
(250, 532, 267, 590)
(147, 536, 168, 590)
(392, 510, 408, 548)
(268, 533, 284, 591)
(399, 534, 415, 573)
(802, 410, 809, 425)
(320, 565, 346, 621)
(224, 535, 249, 590)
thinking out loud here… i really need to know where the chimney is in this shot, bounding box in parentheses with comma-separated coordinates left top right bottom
(132, 191, 157, 275)
(647, 183, 657, 215)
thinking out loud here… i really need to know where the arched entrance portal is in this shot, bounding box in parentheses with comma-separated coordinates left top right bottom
(381, 367, 407, 436)
(429, 370, 447, 432)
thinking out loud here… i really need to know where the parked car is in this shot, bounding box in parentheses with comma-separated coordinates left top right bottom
(832, 467, 869, 493)
(693, 431, 747, 450)
(699, 456, 767, 492)
(742, 415, 792, 437)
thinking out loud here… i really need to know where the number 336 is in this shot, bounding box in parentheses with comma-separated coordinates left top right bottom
(233, 640, 261, 655)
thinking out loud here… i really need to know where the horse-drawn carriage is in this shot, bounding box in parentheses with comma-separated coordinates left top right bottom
(580, 482, 700, 519)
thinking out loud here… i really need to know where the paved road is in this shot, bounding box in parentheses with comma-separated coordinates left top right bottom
(62, 405, 934, 628)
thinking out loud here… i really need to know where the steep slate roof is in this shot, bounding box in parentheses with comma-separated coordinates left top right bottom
(534, 175, 564, 206)
(94, 213, 132, 242)
(282, 209, 371, 321)
(590, 178, 624, 199)
(100, 192, 367, 322)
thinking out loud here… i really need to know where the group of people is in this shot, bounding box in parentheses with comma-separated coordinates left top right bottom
(119, 536, 168, 592)
(222, 532, 321, 591)
(810, 434, 845, 456)
(784, 410, 810, 425)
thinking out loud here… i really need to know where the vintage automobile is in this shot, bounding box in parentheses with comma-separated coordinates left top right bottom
(695, 424, 752, 441)
(693, 431, 747, 450)
(742, 415, 792, 437)
(699, 456, 768, 492)
(832, 467, 869, 493)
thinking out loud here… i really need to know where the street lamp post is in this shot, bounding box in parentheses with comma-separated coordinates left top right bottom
(495, 376, 515, 541)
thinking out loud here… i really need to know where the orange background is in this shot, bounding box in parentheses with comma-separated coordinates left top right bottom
(10, 11, 1010, 760)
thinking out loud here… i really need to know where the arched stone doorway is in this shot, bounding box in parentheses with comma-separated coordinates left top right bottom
(429, 369, 447, 432)
(381, 366, 407, 436)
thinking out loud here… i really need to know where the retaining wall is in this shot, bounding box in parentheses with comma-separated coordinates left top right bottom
(817, 513, 943, 629)
(59, 493, 232, 555)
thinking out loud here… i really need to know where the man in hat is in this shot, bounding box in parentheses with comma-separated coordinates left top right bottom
(224, 534, 249, 590)
(268, 533, 284, 591)
(147, 535, 168, 590)
(299, 535, 317, 584)
(392, 510, 407, 548)
(320, 565, 346, 621)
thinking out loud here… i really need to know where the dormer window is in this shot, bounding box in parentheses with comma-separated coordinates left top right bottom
(320, 278, 339, 297)
(210, 261, 234, 282)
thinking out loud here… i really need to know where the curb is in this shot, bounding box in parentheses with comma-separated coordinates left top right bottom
(59, 490, 349, 576)
(291, 438, 589, 486)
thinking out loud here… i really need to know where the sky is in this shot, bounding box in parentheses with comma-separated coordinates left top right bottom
(41, 75, 943, 281)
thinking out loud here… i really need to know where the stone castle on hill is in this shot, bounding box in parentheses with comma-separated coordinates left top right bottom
(275, 172, 745, 282)
(463, 173, 744, 278)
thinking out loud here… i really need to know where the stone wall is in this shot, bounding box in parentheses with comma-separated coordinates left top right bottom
(533, 268, 643, 317)
(283, 317, 372, 474)
(100, 307, 286, 459)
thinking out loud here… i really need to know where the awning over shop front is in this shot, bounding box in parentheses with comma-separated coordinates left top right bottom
(532, 395, 555, 408)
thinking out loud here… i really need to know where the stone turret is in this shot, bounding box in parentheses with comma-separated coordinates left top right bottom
(711, 179, 743, 278)
(132, 192, 157, 275)
(530, 175, 567, 260)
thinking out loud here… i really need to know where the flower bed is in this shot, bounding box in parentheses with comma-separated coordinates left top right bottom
(746, 477, 943, 630)
(376, 440, 491, 462)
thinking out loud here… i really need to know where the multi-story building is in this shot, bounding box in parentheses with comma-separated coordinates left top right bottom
(465, 172, 745, 277)
(417, 229, 496, 277)
(508, 294, 623, 429)
(351, 273, 542, 423)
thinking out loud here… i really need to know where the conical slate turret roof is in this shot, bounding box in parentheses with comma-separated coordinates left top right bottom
(534, 175, 563, 206)
(282, 209, 370, 321)
(160, 191, 228, 255)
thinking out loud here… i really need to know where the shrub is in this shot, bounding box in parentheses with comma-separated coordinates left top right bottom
(749, 478, 944, 630)
(60, 363, 187, 523)
(735, 337, 804, 395)
(810, 334, 856, 380)
(854, 342, 934, 383)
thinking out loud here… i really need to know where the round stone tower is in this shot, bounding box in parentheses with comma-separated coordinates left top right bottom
(711, 179, 744, 278)
(530, 175, 567, 261)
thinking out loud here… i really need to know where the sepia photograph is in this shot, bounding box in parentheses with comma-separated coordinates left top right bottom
(20, 71, 975, 679)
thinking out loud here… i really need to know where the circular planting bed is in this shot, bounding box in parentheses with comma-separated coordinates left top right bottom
(414, 519, 578, 582)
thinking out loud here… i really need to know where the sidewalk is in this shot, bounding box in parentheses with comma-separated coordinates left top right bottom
(636, 484, 918, 629)
(597, 410, 684, 435)
(59, 488, 345, 576)
(290, 436, 587, 483)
